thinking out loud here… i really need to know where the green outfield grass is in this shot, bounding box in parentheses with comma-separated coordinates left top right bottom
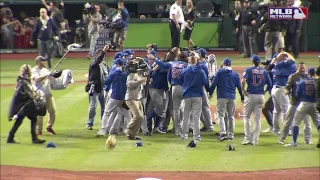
(0, 55, 319, 172)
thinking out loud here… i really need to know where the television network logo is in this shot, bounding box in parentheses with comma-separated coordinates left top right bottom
(268, 7, 308, 20)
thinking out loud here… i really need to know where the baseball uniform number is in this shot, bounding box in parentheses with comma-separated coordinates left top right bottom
(252, 75, 265, 86)
(305, 85, 313, 96)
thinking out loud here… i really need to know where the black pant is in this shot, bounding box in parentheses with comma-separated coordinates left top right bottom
(169, 21, 181, 48)
(8, 115, 38, 141)
(285, 32, 300, 57)
(262, 96, 274, 127)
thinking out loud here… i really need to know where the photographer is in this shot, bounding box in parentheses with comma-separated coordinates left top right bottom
(83, 3, 102, 60)
(85, 45, 109, 130)
(7, 64, 46, 144)
(112, 1, 129, 52)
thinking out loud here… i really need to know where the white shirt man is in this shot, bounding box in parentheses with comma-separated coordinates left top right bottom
(31, 56, 56, 135)
(169, 2, 184, 24)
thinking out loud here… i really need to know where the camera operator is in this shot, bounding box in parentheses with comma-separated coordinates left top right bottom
(83, 3, 102, 60)
(7, 64, 46, 144)
(259, 0, 286, 60)
(85, 45, 109, 130)
(236, 0, 260, 58)
(112, 1, 129, 52)
(124, 58, 148, 140)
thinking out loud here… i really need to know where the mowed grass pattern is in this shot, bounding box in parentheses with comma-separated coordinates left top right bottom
(0, 54, 319, 172)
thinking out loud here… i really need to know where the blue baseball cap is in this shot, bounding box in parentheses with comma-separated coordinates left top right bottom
(250, 55, 261, 63)
(114, 58, 124, 66)
(196, 48, 207, 58)
(114, 52, 124, 59)
(123, 49, 135, 56)
(223, 58, 232, 66)
(308, 67, 315, 75)
(46, 142, 56, 148)
(150, 50, 157, 56)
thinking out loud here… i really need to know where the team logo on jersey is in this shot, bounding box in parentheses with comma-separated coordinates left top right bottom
(268, 7, 308, 20)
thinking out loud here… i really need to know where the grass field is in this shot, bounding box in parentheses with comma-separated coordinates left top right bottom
(0, 53, 319, 173)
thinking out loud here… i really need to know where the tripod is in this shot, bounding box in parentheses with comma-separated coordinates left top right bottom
(208, 0, 229, 47)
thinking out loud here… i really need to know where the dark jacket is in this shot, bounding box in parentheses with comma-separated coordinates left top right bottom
(261, 13, 285, 32)
(287, 19, 303, 34)
(229, 8, 241, 29)
(31, 17, 59, 41)
(237, 7, 260, 28)
(87, 51, 106, 93)
(50, 8, 64, 30)
(285, 73, 308, 106)
(8, 76, 37, 120)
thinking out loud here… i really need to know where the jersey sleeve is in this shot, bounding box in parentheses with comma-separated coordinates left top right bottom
(170, 5, 178, 15)
(242, 68, 249, 79)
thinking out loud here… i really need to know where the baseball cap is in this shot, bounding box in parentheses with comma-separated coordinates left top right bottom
(114, 58, 124, 66)
(35, 56, 46, 63)
(223, 58, 232, 66)
(196, 48, 207, 58)
(308, 67, 315, 75)
(150, 50, 157, 57)
(250, 55, 260, 63)
(114, 52, 124, 59)
(123, 49, 135, 56)
(272, 53, 279, 59)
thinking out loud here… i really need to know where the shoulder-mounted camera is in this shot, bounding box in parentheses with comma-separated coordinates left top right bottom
(83, 2, 94, 14)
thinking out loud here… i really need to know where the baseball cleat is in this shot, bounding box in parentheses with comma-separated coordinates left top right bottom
(251, 142, 258, 146)
(153, 128, 166, 134)
(262, 128, 272, 133)
(180, 133, 188, 140)
(306, 141, 313, 145)
(316, 144, 320, 149)
(143, 132, 152, 136)
(278, 140, 285, 144)
(86, 125, 93, 130)
(218, 134, 228, 142)
(284, 142, 297, 147)
(241, 140, 251, 145)
(127, 136, 142, 140)
(46, 127, 56, 135)
(95, 132, 106, 137)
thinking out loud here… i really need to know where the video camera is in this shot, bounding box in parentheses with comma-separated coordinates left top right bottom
(125, 58, 149, 76)
(83, 2, 94, 15)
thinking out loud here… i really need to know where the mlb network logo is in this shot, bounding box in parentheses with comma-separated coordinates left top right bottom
(268, 7, 308, 20)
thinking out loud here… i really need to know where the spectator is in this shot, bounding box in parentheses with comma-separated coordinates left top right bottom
(41, 0, 64, 30)
(140, 15, 146, 19)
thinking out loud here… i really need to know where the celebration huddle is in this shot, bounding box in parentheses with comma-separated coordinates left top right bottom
(7, 42, 320, 150)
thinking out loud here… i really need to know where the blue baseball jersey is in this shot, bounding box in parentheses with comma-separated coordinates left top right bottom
(209, 67, 244, 100)
(168, 60, 188, 86)
(150, 59, 171, 91)
(295, 77, 316, 103)
(181, 65, 208, 98)
(199, 61, 209, 78)
(271, 60, 296, 86)
(243, 66, 272, 94)
(104, 68, 127, 100)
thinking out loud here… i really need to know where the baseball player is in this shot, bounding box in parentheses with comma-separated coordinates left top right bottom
(195, 48, 214, 132)
(279, 62, 312, 144)
(315, 66, 320, 149)
(180, 56, 208, 141)
(168, 51, 188, 136)
(261, 59, 274, 133)
(146, 54, 171, 133)
(209, 58, 244, 141)
(96, 58, 130, 136)
(270, 52, 296, 135)
(241, 55, 272, 146)
(285, 68, 320, 147)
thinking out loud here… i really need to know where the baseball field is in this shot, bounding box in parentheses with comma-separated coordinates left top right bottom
(0, 51, 319, 180)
